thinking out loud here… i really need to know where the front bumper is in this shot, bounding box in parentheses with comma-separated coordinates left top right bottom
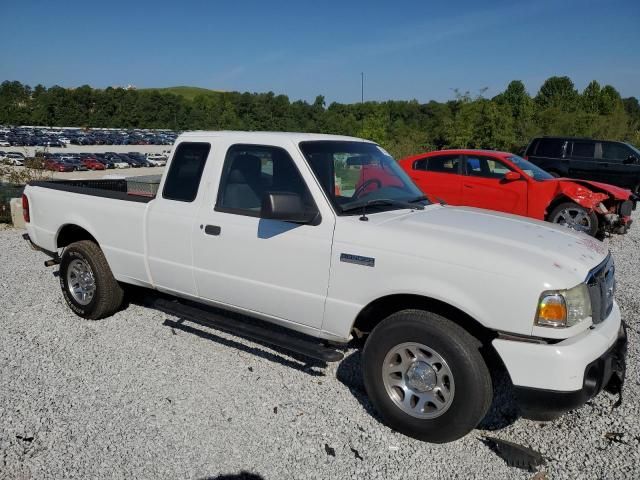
(513, 322, 626, 420)
(492, 303, 627, 419)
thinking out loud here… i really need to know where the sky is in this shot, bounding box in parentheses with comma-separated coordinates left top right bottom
(2, 0, 639, 104)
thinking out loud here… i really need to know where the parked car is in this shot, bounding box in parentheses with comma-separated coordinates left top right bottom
(44, 159, 73, 172)
(22, 131, 626, 443)
(145, 153, 167, 167)
(118, 154, 144, 168)
(0, 139, 10, 147)
(1, 152, 25, 166)
(399, 149, 636, 236)
(60, 158, 88, 171)
(80, 157, 106, 170)
(524, 137, 640, 194)
(145, 157, 166, 167)
(127, 152, 153, 167)
(111, 158, 130, 169)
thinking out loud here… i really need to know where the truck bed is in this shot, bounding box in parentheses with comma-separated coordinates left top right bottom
(29, 179, 157, 203)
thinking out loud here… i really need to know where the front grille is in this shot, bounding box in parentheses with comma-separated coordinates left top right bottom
(586, 254, 615, 324)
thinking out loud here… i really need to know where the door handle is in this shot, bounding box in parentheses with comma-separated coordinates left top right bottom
(464, 184, 473, 188)
(204, 225, 221, 236)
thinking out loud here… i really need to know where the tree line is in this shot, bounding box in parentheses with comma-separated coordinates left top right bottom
(1, 77, 639, 159)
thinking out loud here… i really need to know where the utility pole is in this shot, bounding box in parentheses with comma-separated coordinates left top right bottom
(360, 72, 365, 133)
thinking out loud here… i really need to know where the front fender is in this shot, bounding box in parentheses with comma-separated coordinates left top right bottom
(554, 182, 609, 210)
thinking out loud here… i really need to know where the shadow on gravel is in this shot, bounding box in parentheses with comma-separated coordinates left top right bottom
(336, 350, 384, 422)
(199, 473, 264, 480)
(336, 349, 520, 432)
(477, 369, 520, 431)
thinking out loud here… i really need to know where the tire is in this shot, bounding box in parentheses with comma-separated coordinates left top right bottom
(59, 240, 124, 319)
(548, 201, 598, 237)
(362, 309, 492, 443)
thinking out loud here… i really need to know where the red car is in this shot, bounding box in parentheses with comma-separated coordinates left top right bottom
(44, 159, 73, 172)
(397, 149, 635, 236)
(81, 156, 106, 170)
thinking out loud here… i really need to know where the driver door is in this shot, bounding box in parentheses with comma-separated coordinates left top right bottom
(462, 155, 527, 215)
(192, 142, 335, 329)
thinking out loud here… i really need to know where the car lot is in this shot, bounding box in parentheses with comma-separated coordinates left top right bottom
(0, 126, 177, 148)
(0, 214, 638, 479)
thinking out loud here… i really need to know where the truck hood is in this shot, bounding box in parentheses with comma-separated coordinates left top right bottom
(367, 205, 608, 285)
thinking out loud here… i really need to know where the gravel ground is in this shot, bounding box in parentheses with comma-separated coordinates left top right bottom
(1, 215, 638, 479)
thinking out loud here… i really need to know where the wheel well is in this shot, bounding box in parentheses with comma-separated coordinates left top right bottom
(545, 195, 573, 220)
(57, 224, 97, 249)
(352, 294, 495, 345)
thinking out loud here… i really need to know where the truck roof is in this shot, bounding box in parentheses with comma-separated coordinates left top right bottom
(178, 130, 372, 143)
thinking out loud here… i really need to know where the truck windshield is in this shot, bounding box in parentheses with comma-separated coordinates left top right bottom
(508, 155, 554, 181)
(299, 140, 429, 215)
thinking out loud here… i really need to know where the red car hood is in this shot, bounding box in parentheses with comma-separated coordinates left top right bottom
(554, 178, 632, 200)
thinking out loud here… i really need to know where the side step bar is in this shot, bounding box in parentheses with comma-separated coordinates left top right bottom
(149, 297, 345, 363)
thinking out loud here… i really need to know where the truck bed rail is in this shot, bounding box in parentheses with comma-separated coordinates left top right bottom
(29, 179, 156, 203)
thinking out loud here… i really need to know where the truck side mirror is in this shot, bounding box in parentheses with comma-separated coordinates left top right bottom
(261, 192, 318, 224)
(624, 155, 638, 165)
(503, 171, 522, 182)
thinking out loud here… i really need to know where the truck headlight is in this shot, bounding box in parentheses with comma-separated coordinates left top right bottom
(535, 283, 592, 328)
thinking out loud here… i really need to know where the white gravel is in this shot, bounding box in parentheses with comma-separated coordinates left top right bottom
(1, 214, 638, 479)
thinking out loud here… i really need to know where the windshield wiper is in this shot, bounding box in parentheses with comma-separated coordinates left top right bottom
(408, 195, 430, 203)
(342, 198, 425, 221)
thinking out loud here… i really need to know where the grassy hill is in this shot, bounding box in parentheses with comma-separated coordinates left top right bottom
(139, 86, 224, 100)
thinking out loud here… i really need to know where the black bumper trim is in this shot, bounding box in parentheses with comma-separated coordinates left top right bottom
(514, 322, 627, 420)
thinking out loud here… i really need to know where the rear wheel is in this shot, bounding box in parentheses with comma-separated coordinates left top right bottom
(59, 240, 124, 319)
(362, 310, 492, 443)
(548, 201, 598, 236)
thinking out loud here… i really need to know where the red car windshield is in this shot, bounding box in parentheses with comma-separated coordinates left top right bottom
(509, 155, 554, 181)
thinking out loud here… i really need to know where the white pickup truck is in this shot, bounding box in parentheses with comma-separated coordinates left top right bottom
(22, 131, 626, 443)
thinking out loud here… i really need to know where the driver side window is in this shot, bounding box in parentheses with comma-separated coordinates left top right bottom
(465, 156, 513, 179)
(215, 144, 315, 217)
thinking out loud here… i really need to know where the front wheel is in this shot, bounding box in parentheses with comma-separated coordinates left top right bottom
(362, 310, 492, 443)
(59, 240, 124, 319)
(548, 201, 598, 236)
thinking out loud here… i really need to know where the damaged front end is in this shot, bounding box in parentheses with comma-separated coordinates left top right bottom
(557, 180, 636, 235)
(598, 199, 635, 234)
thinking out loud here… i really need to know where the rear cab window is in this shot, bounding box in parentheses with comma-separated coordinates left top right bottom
(162, 142, 211, 202)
